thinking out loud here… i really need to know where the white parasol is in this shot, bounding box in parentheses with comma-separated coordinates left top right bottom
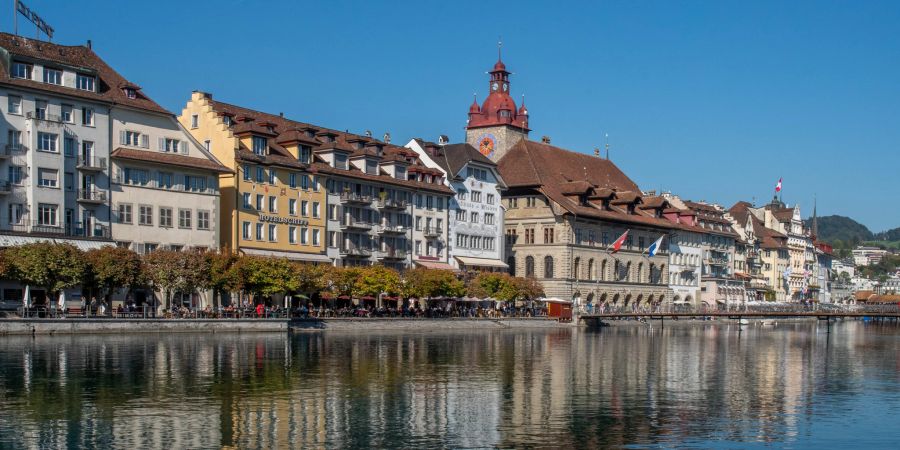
(23, 285, 31, 309)
(58, 290, 67, 310)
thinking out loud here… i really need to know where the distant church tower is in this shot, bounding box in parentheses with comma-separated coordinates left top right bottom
(465, 46, 530, 162)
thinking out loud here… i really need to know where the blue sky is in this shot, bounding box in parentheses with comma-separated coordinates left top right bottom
(13, 0, 900, 231)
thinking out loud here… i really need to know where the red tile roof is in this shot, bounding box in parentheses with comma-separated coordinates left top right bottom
(112, 148, 231, 173)
(0, 33, 169, 114)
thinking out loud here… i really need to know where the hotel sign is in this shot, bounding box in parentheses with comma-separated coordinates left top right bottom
(16, 0, 54, 39)
(259, 215, 308, 226)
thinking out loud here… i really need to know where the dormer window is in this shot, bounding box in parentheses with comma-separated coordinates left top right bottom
(396, 166, 406, 180)
(43, 68, 62, 85)
(76, 74, 95, 92)
(222, 116, 232, 126)
(252, 136, 267, 155)
(11, 61, 32, 79)
(298, 145, 311, 164)
(365, 159, 377, 175)
(334, 154, 348, 170)
(124, 88, 136, 99)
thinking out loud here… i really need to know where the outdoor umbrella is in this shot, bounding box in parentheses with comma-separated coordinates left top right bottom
(58, 290, 66, 311)
(23, 285, 31, 309)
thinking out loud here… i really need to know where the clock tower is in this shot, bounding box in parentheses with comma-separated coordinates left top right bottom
(465, 51, 530, 163)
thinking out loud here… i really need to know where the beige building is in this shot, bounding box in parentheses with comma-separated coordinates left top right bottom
(499, 139, 673, 311)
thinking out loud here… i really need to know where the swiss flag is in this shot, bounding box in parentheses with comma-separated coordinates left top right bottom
(610, 230, 629, 254)
(775, 178, 782, 193)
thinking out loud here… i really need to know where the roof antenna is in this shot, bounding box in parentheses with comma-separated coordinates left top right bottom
(605, 133, 610, 160)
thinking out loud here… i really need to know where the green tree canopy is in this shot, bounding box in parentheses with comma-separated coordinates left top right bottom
(6, 242, 86, 293)
(238, 256, 299, 298)
(84, 247, 142, 299)
(353, 265, 400, 297)
(142, 250, 210, 307)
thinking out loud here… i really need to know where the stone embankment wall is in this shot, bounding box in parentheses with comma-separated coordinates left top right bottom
(0, 319, 290, 335)
(291, 318, 572, 331)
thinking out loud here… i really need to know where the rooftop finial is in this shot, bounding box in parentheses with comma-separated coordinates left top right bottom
(498, 36, 503, 60)
(605, 133, 610, 160)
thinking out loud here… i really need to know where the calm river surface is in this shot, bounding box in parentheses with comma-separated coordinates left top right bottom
(1, 321, 900, 448)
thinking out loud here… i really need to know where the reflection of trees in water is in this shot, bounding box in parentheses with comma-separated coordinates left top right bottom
(0, 323, 893, 448)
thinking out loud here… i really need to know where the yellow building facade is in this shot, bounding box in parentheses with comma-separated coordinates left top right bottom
(178, 91, 329, 262)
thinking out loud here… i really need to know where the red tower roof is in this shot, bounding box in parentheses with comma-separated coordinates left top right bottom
(466, 55, 529, 131)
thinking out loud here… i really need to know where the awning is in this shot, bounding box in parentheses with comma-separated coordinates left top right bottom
(241, 247, 332, 262)
(455, 256, 508, 269)
(414, 260, 457, 271)
(0, 234, 113, 250)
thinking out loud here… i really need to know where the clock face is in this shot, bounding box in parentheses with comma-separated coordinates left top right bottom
(478, 133, 496, 159)
(491, 82, 499, 91)
(502, 83, 508, 92)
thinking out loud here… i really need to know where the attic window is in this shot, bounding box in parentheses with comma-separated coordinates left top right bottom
(222, 116, 232, 126)
(11, 61, 32, 79)
(76, 74, 95, 92)
(124, 88, 137, 99)
(252, 136, 267, 155)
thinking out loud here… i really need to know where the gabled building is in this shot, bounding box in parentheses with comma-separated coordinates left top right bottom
(729, 201, 792, 301)
(406, 138, 507, 272)
(681, 201, 744, 308)
(180, 92, 453, 270)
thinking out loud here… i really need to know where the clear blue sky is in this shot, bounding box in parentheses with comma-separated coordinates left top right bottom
(11, 0, 900, 231)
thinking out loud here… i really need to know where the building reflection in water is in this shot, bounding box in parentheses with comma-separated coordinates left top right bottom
(0, 322, 897, 448)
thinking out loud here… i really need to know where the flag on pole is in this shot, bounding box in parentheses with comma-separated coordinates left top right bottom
(610, 230, 629, 254)
(647, 235, 665, 257)
(775, 177, 783, 193)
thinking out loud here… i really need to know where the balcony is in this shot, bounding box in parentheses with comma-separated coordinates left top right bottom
(423, 226, 442, 238)
(77, 156, 107, 171)
(377, 249, 408, 261)
(26, 111, 63, 123)
(2, 220, 110, 239)
(376, 198, 408, 210)
(0, 181, 11, 194)
(76, 189, 107, 204)
(339, 192, 373, 205)
(706, 256, 729, 266)
(339, 246, 372, 257)
(0, 143, 27, 158)
(378, 224, 407, 235)
(340, 218, 373, 231)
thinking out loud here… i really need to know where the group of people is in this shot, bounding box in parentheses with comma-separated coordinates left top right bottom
(293, 303, 546, 319)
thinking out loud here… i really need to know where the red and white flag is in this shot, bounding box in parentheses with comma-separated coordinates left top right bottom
(610, 230, 629, 254)
(775, 177, 783, 193)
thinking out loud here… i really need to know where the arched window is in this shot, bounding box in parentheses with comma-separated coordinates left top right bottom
(601, 259, 607, 281)
(525, 256, 535, 278)
(625, 262, 632, 282)
(544, 256, 554, 279)
(637, 262, 644, 283)
(573, 257, 581, 281)
(588, 259, 595, 281)
(659, 264, 666, 284)
(508, 256, 516, 276)
(613, 261, 620, 281)
(649, 263, 656, 284)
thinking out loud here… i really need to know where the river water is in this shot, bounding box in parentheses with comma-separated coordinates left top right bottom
(1, 321, 899, 449)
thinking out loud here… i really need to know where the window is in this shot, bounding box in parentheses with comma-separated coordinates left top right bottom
(470, 212, 478, 223)
(223, 116, 232, 126)
(525, 228, 535, 244)
(328, 204, 337, 220)
(7, 95, 21, 115)
(252, 136, 267, 155)
(256, 223, 263, 240)
(328, 231, 337, 248)
(184, 175, 207, 192)
(125, 168, 150, 186)
(242, 221, 251, 239)
(11, 62, 32, 79)
(38, 168, 58, 188)
(268, 224, 277, 242)
(8, 203, 24, 225)
(334, 154, 348, 170)
(124, 88, 136, 99)
(526, 256, 535, 278)
(61, 104, 73, 123)
(139, 206, 153, 225)
(8, 166, 22, 185)
(312, 202, 320, 218)
(312, 229, 320, 246)
(415, 216, 422, 231)
(301, 200, 308, 216)
(242, 165, 251, 181)
(298, 145, 311, 164)
(268, 196, 277, 213)
(415, 240, 422, 255)
(43, 68, 62, 85)
(426, 196, 434, 209)
(37, 132, 58, 152)
(190, 114, 199, 128)
(34, 99, 48, 120)
(198, 210, 210, 230)
(300, 227, 308, 244)
(486, 194, 495, 205)
(64, 172, 74, 191)
(256, 194, 263, 210)
(300, 174, 310, 190)
(456, 209, 466, 222)
(485, 213, 494, 225)
(459, 192, 467, 201)
(472, 191, 482, 202)
(38, 204, 57, 226)
(256, 167, 264, 183)
(82, 107, 94, 126)
(118, 204, 133, 224)
(158, 172, 173, 189)
(289, 199, 297, 215)
(268, 169, 276, 184)
(544, 228, 554, 244)
(7, 130, 21, 150)
(159, 208, 173, 227)
(289, 173, 297, 188)
(527, 197, 537, 207)
(544, 256, 554, 278)
(178, 209, 192, 228)
(312, 176, 319, 192)
(76, 74, 95, 91)
(164, 138, 184, 153)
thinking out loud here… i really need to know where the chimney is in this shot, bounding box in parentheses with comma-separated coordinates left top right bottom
(438, 135, 449, 145)
(593, 148, 600, 157)
(279, 112, 284, 118)
(383, 132, 391, 143)
(365, 130, 372, 138)
(86, 40, 92, 49)
(541, 136, 551, 144)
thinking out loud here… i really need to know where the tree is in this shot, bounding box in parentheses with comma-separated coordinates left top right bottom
(206, 251, 242, 307)
(467, 272, 544, 302)
(84, 247, 142, 302)
(467, 272, 507, 298)
(402, 268, 465, 299)
(142, 250, 210, 310)
(325, 266, 362, 298)
(6, 242, 86, 294)
(296, 263, 329, 295)
(353, 265, 400, 298)
(238, 256, 299, 301)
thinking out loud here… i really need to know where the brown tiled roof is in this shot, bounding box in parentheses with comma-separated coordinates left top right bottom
(772, 208, 795, 222)
(728, 201, 753, 226)
(112, 148, 231, 173)
(313, 163, 452, 195)
(639, 196, 669, 210)
(236, 149, 312, 171)
(413, 140, 496, 180)
(233, 121, 277, 137)
(560, 180, 594, 195)
(497, 140, 675, 229)
(0, 33, 169, 114)
(611, 191, 641, 205)
(275, 129, 321, 147)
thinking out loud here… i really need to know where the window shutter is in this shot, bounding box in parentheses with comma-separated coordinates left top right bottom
(141, 134, 149, 149)
(158, 138, 165, 151)
(119, 130, 126, 145)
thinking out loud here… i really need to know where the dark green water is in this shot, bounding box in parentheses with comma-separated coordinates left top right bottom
(1, 321, 899, 449)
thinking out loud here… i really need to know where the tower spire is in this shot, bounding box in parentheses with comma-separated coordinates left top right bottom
(498, 36, 502, 61)
(811, 195, 818, 240)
